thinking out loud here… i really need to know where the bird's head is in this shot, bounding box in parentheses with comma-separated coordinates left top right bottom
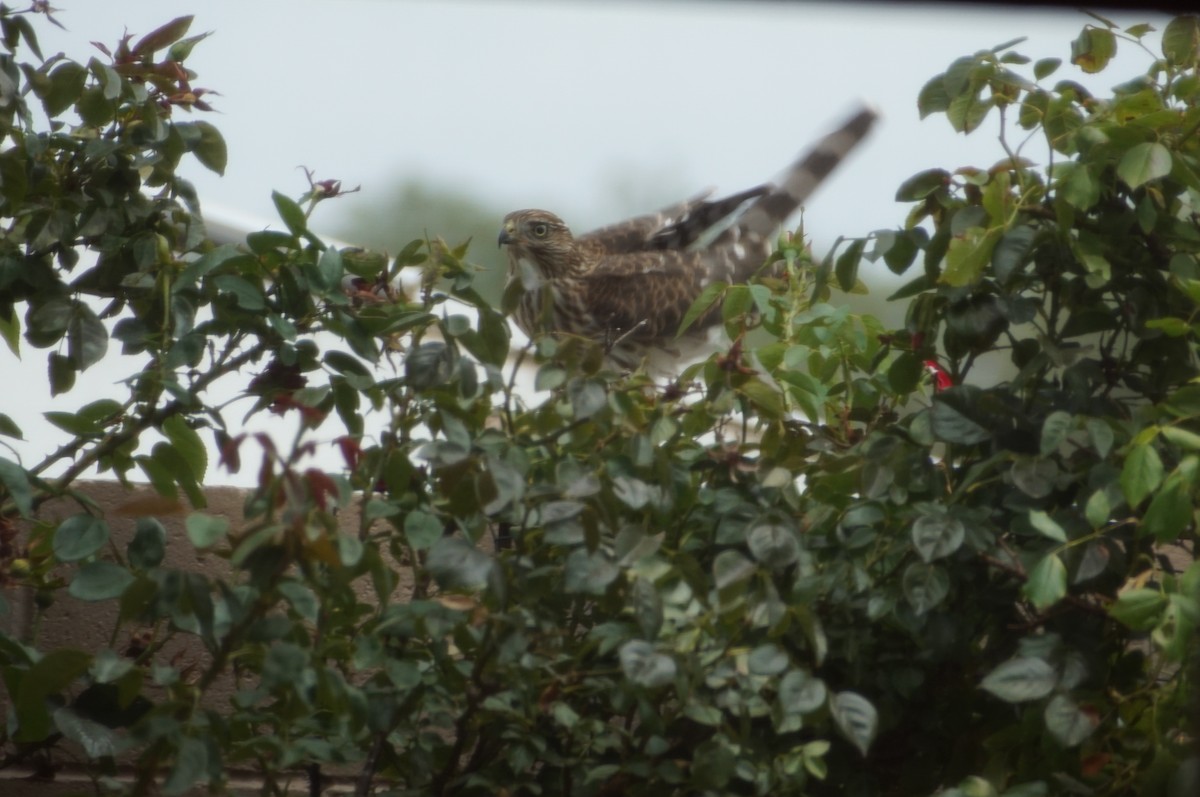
(498, 210, 580, 277)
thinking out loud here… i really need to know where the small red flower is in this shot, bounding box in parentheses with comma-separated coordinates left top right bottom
(924, 359, 953, 392)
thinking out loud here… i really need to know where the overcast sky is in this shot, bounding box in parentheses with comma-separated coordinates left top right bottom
(39, 1, 1167, 236)
(8, 1, 1173, 485)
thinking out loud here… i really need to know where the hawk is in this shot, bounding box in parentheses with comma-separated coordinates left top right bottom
(498, 106, 877, 371)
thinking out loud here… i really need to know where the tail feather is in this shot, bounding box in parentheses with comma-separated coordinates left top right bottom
(712, 104, 879, 282)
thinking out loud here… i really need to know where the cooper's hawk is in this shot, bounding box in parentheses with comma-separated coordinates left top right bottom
(499, 106, 877, 371)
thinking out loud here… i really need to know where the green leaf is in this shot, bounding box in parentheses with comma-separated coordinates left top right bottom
(568, 379, 606, 420)
(128, 518, 167, 569)
(895, 168, 950, 201)
(426, 537, 492, 589)
(136, 453, 178, 500)
(748, 643, 789, 676)
(1084, 490, 1111, 529)
(1076, 540, 1111, 583)
(1034, 57, 1062, 79)
(630, 577, 662, 638)
(887, 351, 922, 394)
(835, 239, 865, 292)
(917, 74, 951, 118)
(174, 244, 242, 291)
(153, 441, 206, 508)
(0, 413, 23, 440)
(0, 456, 33, 517)
(185, 513, 228, 549)
(67, 302, 108, 371)
(619, 640, 676, 688)
(405, 341, 454, 390)
(1142, 470, 1193, 542)
(778, 669, 827, 715)
(168, 30, 212, 62)
(738, 377, 784, 419)
(1161, 425, 1200, 451)
(314, 247, 344, 291)
(69, 561, 134, 601)
(1086, 417, 1114, 458)
(1071, 26, 1117, 73)
(941, 227, 998, 287)
(1162, 15, 1200, 67)
(910, 512, 965, 562)
(163, 735, 208, 796)
(721, 284, 753, 329)
(53, 514, 110, 562)
(163, 415, 207, 483)
(53, 707, 118, 758)
(272, 190, 308, 238)
(44, 399, 122, 436)
(1023, 553, 1067, 609)
(1043, 695, 1097, 747)
(189, 120, 227, 175)
(213, 275, 266, 311)
(1010, 457, 1057, 499)
(745, 518, 800, 569)
(931, 393, 992, 445)
(564, 548, 620, 595)
(337, 533, 363, 567)
(612, 476, 655, 511)
(992, 224, 1036, 284)
(830, 691, 877, 756)
(1028, 510, 1067, 543)
(1117, 142, 1172, 189)
(1145, 317, 1190, 337)
(133, 15, 194, 55)
(278, 580, 319, 622)
(691, 738, 736, 789)
(713, 549, 756, 590)
(1109, 587, 1167, 630)
(27, 297, 73, 347)
(1039, 411, 1072, 456)
(15, 649, 92, 742)
(0, 305, 21, 357)
(1121, 442, 1163, 506)
(902, 562, 950, 614)
(42, 62, 86, 117)
(676, 281, 724, 337)
(947, 83, 993, 133)
(981, 657, 1057, 702)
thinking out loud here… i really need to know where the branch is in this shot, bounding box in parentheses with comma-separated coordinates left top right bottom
(24, 341, 269, 514)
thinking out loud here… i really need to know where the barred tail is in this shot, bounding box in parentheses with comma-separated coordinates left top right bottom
(712, 104, 879, 282)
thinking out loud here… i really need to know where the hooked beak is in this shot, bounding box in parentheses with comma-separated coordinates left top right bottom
(498, 220, 516, 248)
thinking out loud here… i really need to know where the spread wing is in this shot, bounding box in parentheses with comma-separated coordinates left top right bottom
(579, 186, 769, 255)
(579, 105, 879, 297)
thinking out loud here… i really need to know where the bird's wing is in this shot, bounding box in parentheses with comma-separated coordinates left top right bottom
(580, 250, 714, 340)
(579, 186, 768, 255)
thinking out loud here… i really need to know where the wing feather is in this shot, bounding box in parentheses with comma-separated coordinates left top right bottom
(580, 251, 713, 341)
(579, 186, 768, 255)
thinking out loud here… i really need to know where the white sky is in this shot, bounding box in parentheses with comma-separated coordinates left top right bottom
(38, 1, 1167, 234)
(5, 1, 1173, 486)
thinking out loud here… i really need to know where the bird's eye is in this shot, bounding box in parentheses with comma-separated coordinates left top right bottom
(531, 223, 549, 238)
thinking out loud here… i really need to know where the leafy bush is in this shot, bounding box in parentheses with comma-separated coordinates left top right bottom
(1, 8, 1197, 797)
